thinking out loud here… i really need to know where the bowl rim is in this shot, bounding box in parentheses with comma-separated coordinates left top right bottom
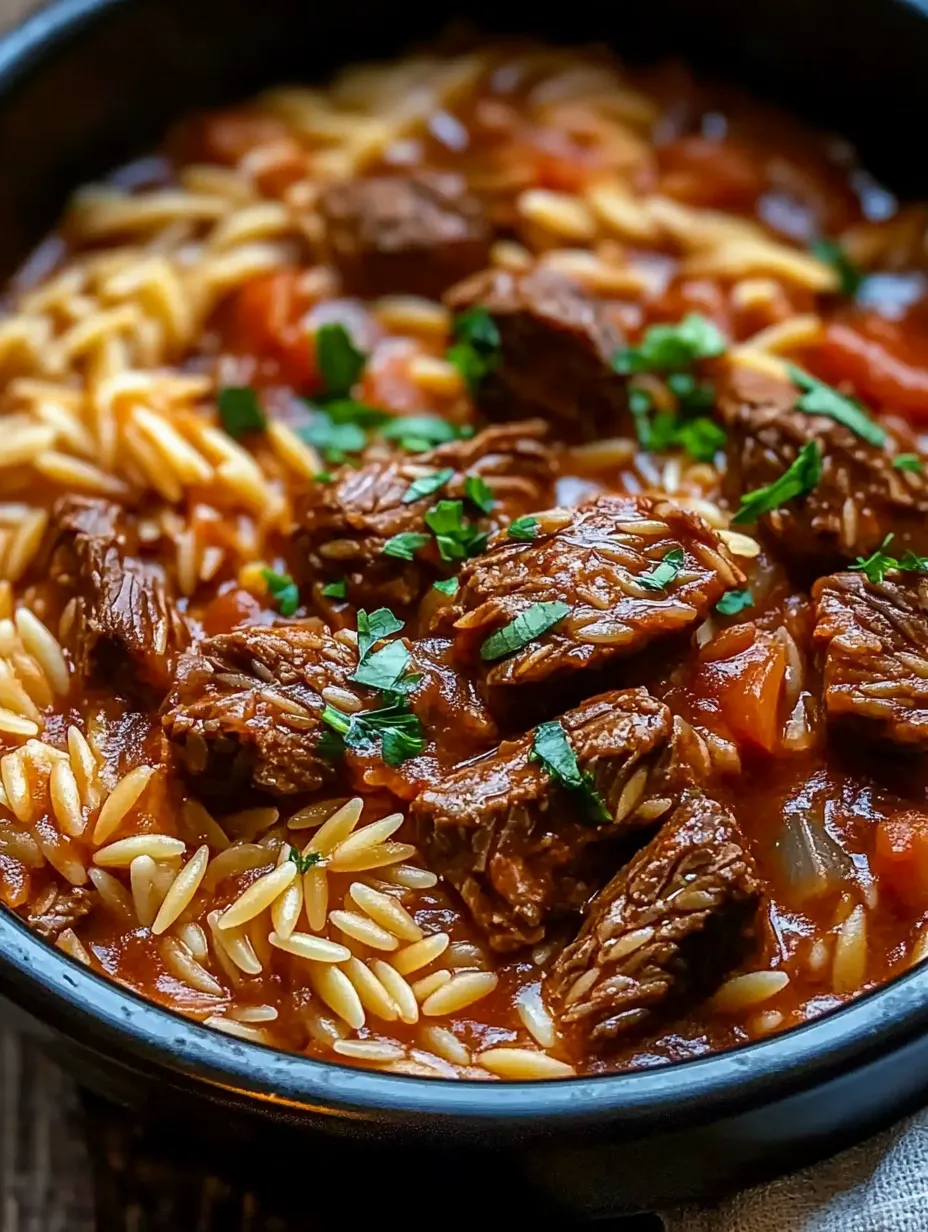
(2, 0, 928, 1133)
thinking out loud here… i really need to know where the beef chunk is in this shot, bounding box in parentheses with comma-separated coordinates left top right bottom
(437, 494, 744, 692)
(720, 364, 928, 574)
(296, 420, 555, 609)
(51, 498, 188, 691)
(162, 624, 355, 796)
(444, 267, 628, 441)
(27, 886, 94, 941)
(813, 570, 928, 746)
(318, 172, 491, 299)
(412, 688, 680, 952)
(546, 793, 762, 1047)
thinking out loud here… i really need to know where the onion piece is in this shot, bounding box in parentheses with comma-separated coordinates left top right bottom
(776, 809, 855, 902)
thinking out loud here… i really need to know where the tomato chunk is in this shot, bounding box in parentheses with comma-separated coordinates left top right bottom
(223, 270, 317, 391)
(709, 629, 787, 753)
(873, 811, 928, 912)
(819, 320, 928, 421)
(657, 135, 766, 210)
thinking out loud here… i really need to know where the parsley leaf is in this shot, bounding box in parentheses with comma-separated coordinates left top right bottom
(850, 533, 928, 584)
(638, 548, 685, 593)
(674, 416, 727, 462)
(629, 378, 725, 462)
(349, 639, 411, 693)
(322, 398, 391, 428)
(289, 846, 323, 874)
(383, 531, 431, 561)
(447, 307, 502, 392)
(322, 697, 425, 767)
(894, 453, 924, 473)
(732, 441, 823, 525)
(381, 415, 472, 452)
(316, 322, 366, 398)
(716, 588, 753, 616)
(402, 467, 454, 505)
(357, 608, 404, 663)
(432, 577, 459, 596)
(787, 364, 885, 447)
(507, 516, 539, 542)
(321, 578, 347, 599)
(613, 313, 726, 374)
(314, 471, 333, 484)
(480, 600, 570, 662)
(261, 568, 299, 617)
(424, 500, 488, 562)
(298, 413, 367, 464)
(531, 720, 610, 823)
(464, 474, 497, 514)
(218, 386, 267, 439)
(811, 238, 863, 298)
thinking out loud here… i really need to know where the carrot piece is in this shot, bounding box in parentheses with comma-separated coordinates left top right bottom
(873, 812, 928, 911)
(819, 321, 928, 421)
(717, 633, 787, 753)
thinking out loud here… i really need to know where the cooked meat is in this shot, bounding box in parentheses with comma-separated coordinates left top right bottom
(318, 172, 492, 299)
(546, 793, 762, 1047)
(28, 886, 94, 941)
(813, 570, 928, 747)
(162, 623, 355, 796)
(412, 688, 680, 952)
(437, 494, 744, 691)
(444, 266, 628, 441)
(720, 363, 928, 573)
(50, 497, 188, 691)
(296, 420, 555, 608)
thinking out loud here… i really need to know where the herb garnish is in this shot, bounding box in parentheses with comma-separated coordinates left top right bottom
(316, 322, 366, 398)
(531, 720, 610, 823)
(849, 533, 928, 585)
(716, 588, 753, 616)
(383, 531, 432, 561)
(261, 568, 299, 616)
(288, 846, 323, 874)
(298, 416, 367, 465)
(356, 608, 404, 662)
(402, 467, 454, 505)
(787, 364, 886, 447)
(349, 638, 412, 693)
(381, 415, 473, 453)
(613, 313, 727, 375)
(638, 548, 685, 593)
(424, 500, 488, 563)
(507, 516, 539, 542)
(321, 578, 347, 600)
(464, 474, 497, 514)
(447, 307, 502, 392)
(480, 600, 570, 662)
(732, 441, 823, 525)
(894, 453, 924, 473)
(432, 577, 459, 596)
(218, 386, 267, 439)
(321, 698, 426, 767)
(810, 238, 863, 298)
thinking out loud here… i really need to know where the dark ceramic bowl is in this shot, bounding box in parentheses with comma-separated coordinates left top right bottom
(3, 0, 928, 1218)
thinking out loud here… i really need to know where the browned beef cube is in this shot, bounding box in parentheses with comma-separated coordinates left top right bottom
(439, 494, 744, 691)
(444, 267, 628, 441)
(720, 364, 928, 574)
(411, 688, 680, 952)
(50, 497, 188, 691)
(546, 793, 762, 1047)
(27, 885, 94, 941)
(162, 624, 355, 796)
(296, 420, 555, 609)
(318, 172, 491, 299)
(812, 570, 928, 747)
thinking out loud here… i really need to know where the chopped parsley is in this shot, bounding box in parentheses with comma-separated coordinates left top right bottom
(218, 386, 267, 439)
(480, 600, 570, 662)
(628, 369, 726, 464)
(447, 307, 502, 392)
(464, 474, 497, 514)
(321, 578, 347, 600)
(716, 588, 753, 616)
(298, 414, 367, 465)
(787, 364, 885, 447)
(613, 313, 727, 375)
(507, 515, 539, 542)
(356, 608, 404, 663)
(432, 577, 459, 597)
(531, 720, 610, 823)
(261, 568, 299, 617)
(381, 415, 473, 453)
(638, 547, 685, 593)
(811, 237, 863, 299)
(383, 531, 431, 561)
(402, 467, 454, 505)
(424, 500, 488, 563)
(314, 470, 333, 484)
(288, 846, 323, 874)
(732, 441, 823, 525)
(321, 698, 425, 767)
(316, 322, 366, 398)
(849, 533, 928, 585)
(350, 638, 411, 693)
(894, 453, 924, 473)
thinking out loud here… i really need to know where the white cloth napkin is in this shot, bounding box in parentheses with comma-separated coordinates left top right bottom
(662, 1111, 928, 1232)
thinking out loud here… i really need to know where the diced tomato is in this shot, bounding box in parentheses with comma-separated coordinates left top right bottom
(657, 136, 766, 211)
(196, 109, 291, 166)
(651, 278, 732, 336)
(818, 319, 928, 422)
(711, 630, 787, 753)
(200, 587, 265, 636)
(222, 270, 318, 391)
(873, 811, 928, 912)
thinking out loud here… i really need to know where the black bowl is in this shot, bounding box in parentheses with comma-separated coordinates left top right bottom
(3, 0, 928, 1217)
